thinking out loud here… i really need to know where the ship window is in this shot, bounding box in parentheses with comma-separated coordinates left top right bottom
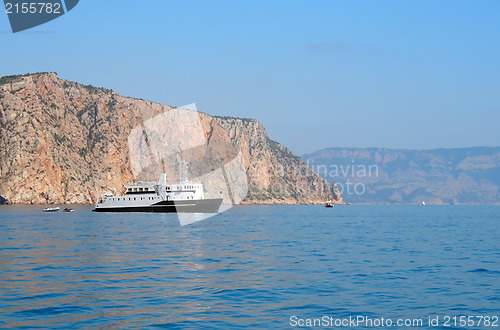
(145, 188, 148, 191)
(129, 198, 131, 201)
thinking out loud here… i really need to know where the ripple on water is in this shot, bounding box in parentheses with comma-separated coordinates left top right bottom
(0, 205, 499, 328)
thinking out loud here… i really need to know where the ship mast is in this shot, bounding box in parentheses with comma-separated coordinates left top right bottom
(176, 154, 189, 184)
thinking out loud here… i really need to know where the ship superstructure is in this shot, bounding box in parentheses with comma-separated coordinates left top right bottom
(93, 161, 222, 213)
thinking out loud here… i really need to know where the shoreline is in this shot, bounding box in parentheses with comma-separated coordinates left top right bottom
(2, 202, 499, 207)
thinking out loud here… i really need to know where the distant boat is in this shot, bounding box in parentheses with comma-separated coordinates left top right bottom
(43, 207, 60, 212)
(325, 200, 334, 208)
(421, 201, 426, 206)
(63, 208, 74, 212)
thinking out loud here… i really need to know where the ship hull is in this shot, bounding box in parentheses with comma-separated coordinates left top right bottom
(92, 198, 223, 213)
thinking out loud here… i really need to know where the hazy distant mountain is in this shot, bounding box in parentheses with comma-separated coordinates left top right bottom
(302, 147, 500, 204)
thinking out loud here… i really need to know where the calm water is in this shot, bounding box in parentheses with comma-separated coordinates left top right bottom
(0, 205, 499, 329)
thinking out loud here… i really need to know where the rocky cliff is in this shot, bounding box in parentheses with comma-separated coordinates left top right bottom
(0, 73, 342, 205)
(303, 147, 500, 204)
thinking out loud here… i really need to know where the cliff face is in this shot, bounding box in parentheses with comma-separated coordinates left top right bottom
(303, 147, 500, 204)
(0, 73, 342, 205)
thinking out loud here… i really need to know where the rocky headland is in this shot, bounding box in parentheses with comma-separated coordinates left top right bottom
(0, 73, 342, 205)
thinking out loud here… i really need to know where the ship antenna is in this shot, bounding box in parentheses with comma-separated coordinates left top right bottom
(176, 153, 189, 183)
(176, 154, 182, 184)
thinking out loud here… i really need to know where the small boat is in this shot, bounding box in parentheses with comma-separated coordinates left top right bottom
(63, 208, 74, 212)
(325, 200, 334, 208)
(43, 207, 60, 212)
(421, 201, 426, 206)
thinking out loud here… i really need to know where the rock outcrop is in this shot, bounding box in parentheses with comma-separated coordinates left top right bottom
(0, 73, 342, 205)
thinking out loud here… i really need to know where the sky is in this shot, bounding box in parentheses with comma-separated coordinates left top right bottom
(1, 0, 499, 155)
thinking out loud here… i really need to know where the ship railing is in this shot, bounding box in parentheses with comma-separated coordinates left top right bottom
(125, 181, 158, 186)
(166, 181, 203, 186)
(97, 194, 112, 203)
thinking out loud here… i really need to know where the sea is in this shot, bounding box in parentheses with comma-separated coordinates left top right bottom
(0, 205, 499, 329)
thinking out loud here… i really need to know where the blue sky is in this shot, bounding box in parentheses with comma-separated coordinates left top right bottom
(1, 0, 499, 154)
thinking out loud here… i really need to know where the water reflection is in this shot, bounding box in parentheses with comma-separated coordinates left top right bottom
(0, 205, 499, 328)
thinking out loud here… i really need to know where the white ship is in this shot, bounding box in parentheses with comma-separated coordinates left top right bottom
(93, 159, 222, 213)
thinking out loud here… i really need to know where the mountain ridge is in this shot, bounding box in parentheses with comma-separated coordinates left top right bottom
(303, 146, 500, 205)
